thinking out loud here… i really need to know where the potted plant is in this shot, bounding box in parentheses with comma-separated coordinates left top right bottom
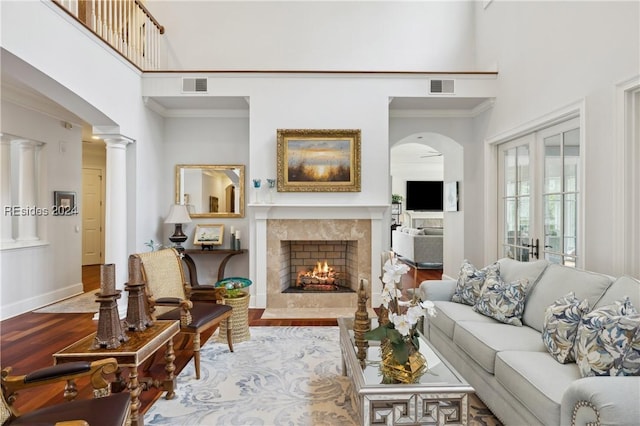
(214, 277, 253, 343)
(392, 194, 403, 204)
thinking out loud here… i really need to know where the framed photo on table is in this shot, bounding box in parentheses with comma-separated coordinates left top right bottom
(193, 224, 224, 246)
(277, 129, 361, 192)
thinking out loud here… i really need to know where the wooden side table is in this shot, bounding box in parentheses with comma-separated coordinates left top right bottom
(182, 248, 247, 284)
(53, 320, 180, 426)
(215, 292, 251, 344)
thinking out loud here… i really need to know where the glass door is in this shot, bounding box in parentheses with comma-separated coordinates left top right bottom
(498, 118, 581, 267)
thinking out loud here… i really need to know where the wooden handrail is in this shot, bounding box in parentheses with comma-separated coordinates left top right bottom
(51, 0, 164, 70)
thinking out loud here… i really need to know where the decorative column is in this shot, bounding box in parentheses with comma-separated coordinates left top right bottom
(103, 135, 134, 299)
(15, 139, 44, 242)
(1, 138, 14, 243)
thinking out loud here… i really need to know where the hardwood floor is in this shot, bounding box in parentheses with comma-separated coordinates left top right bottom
(1, 265, 442, 417)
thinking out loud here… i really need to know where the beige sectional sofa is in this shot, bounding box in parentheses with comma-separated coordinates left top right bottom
(419, 258, 640, 426)
(391, 227, 443, 269)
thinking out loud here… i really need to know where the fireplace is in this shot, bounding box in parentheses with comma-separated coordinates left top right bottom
(251, 204, 387, 310)
(280, 240, 358, 292)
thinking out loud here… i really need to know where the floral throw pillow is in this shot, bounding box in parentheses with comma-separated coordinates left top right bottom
(575, 297, 640, 377)
(473, 271, 529, 326)
(451, 260, 499, 306)
(542, 292, 590, 364)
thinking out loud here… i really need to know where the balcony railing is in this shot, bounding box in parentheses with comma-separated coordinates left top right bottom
(52, 0, 164, 70)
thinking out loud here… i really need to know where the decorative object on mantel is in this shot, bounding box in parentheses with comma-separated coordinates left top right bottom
(364, 255, 436, 384)
(252, 178, 262, 204)
(92, 263, 128, 349)
(164, 204, 192, 251)
(215, 277, 253, 343)
(124, 255, 153, 332)
(353, 279, 371, 367)
(266, 178, 276, 203)
(276, 128, 361, 192)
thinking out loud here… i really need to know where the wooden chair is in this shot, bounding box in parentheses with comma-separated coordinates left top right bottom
(1, 357, 130, 426)
(133, 248, 233, 379)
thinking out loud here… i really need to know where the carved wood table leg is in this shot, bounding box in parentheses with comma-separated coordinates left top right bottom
(128, 368, 142, 426)
(163, 337, 176, 399)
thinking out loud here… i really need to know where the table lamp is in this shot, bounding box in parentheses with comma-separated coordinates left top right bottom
(164, 204, 192, 251)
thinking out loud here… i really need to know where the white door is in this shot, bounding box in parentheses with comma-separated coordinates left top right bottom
(82, 168, 103, 265)
(498, 118, 582, 267)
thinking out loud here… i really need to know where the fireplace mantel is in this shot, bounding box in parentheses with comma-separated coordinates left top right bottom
(250, 204, 388, 308)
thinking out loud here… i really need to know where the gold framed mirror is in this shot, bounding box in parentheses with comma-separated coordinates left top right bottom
(175, 164, 245, 218)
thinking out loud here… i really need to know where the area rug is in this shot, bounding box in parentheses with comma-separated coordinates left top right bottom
(33, 291, 99, 313)
(144, 326, 501, 426)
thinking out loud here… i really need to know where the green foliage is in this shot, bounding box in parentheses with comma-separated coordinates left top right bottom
(392, 194, 403, 203)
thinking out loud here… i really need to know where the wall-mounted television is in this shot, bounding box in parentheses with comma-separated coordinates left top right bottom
(406, 180, 443, 211)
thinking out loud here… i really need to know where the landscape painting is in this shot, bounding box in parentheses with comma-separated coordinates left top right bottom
(277, 129, 361, 192)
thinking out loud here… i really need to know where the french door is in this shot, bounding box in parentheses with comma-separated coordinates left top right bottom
(498, 118, 582, 267)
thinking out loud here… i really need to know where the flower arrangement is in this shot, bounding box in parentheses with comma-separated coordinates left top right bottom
(365, 256, 436, 368)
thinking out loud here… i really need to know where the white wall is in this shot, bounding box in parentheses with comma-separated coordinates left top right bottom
(1, 102, 83, 318)
(475, 0, 640, 275)
(150, 1, 476, 71)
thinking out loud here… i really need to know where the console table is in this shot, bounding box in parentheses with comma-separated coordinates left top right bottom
(182, 248, 247, 284)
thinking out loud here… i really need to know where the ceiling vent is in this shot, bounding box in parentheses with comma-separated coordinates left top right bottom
(182, 78, 208, 93)
(429, 79, 455, 94)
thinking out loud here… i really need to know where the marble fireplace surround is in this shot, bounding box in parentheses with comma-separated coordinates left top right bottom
(251, 205, 387, 310)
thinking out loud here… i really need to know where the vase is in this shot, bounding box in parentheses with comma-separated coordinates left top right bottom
(379, 337, 427, 384)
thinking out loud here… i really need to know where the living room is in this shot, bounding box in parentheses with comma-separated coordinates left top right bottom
(1, 1, 639, 424)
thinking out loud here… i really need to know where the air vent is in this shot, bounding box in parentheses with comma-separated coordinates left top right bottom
(429, 79, 455, 94)
(182, 78, 208, 93)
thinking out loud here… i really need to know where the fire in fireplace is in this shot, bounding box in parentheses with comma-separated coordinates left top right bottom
(296, 260, 341, 291)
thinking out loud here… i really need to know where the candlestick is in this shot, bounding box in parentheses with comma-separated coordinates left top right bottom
(128, 255, 144, 285)
(100, 263, 117, 295)
(235, 230, 241, 240)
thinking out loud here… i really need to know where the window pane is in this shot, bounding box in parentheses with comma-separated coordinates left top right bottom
(518, 196, 530, 240)
(564, 193, 578, 257)
(544, 134, 562, 193)
(564, 128, 580, 192)
(505, 149, 516, 197)
(544, 194, 562, 252)
(504, 198, 516, 245)
(517, 146, 530, 196)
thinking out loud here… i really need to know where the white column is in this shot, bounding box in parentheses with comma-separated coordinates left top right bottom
(15, 140, 44, 242)
(1, 139, 14, 243)
(103, 136, 133, 292)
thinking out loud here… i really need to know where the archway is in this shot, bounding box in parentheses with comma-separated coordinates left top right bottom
(390, 132, 464, 278)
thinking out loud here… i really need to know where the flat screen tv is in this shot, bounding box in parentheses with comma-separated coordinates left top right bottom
(406, 180, 443, 211)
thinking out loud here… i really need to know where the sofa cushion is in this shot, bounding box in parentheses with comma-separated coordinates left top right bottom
(495, 351, 581, 425)
(473, 272, 529, 326)
(423, 227, 443, 235)
(575, 297, 640, 377)
(429, 300, 495, 339)
(453, 320, 547, 374)
(542, 292, 590, 363)
(451, 260, 499, 306)
(497, 258, 549, 296)
(523, 264, 613, 333)
(594, 275, 640, 309)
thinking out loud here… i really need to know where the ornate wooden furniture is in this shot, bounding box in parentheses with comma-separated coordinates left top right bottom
(182, 248, 247, 284)
(52, 321, 180, 426)
(133, 248, 234, 380)
(1, 357, 131, 426)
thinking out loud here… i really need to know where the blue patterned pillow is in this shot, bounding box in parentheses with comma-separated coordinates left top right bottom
(473, 271, 529, 326)
(575, 297, 640, 377)
(452, 260, 499, 306)
(542, 292, 590, 363)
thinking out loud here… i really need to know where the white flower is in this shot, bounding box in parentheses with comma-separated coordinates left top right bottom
(382, 259, 410, 285)
(390, 312, 412, 336)
(406, 305, 424, 325)
(420, 300, 437, 318)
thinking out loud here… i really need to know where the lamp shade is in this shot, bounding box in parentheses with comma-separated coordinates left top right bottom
(164, 204, 192, 224)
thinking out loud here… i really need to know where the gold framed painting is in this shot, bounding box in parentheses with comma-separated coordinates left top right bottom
(277, 129, 361, 192)
(193, 224, 224, 246)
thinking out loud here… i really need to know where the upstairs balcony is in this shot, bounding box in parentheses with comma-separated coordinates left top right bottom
(52, 0, 164, 70)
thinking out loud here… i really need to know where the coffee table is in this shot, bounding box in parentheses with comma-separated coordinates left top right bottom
(338, 317, 474, 425)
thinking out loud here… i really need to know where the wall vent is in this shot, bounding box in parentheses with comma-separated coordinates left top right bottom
(429, 79, 455, 94)
(182, 78, 208, 93)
